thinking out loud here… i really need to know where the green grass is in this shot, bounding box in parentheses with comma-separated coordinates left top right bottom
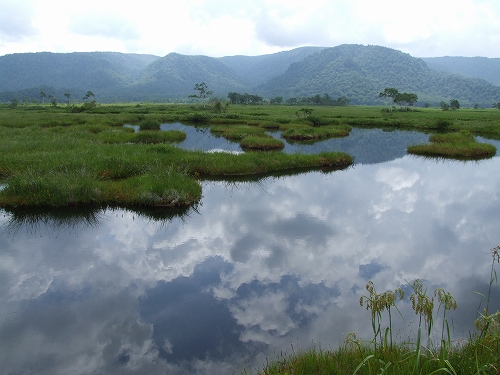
(281, 124, 351, 141)
(408, 130, 497, 160)
(138, 117, 161, 130)
(257, 336, 500, 375)
(0, 105, 354, 208)
(1, 103, 500, 208)
(240, 136, 285, 151)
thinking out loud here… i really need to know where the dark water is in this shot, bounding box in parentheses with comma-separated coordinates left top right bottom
(1, 128, 500, 375)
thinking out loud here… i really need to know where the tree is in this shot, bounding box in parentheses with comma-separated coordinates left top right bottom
(379, 88, 399, 102)
(64, 93, 71, 105)
(440, 101, 450, 111)
(493, 102, 500, 110)
(270, 96, 283, 105)
(393, 92, 418, 107)
(9, 98, 19, 109)
(83, 91, 95, 102)
(190, 82, 213, 99)
(449, 99, 460, 110)
(40, 91, 47, 106)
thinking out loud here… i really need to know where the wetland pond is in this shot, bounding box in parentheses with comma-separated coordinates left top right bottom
(1, 125, 500, 375)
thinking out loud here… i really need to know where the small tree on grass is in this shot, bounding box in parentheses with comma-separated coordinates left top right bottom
(9, 98, 19, 109)
(83, 91, 95, 102)
(190, 82, 213, 107)
(190, 82, 213, 99)
(450, 99, 460, 110)
(40, 91, 47, 106)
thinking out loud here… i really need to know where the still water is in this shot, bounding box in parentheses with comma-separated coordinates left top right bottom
(1, 127, 500, 375)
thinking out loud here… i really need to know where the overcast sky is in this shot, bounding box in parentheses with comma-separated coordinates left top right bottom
(1, 0, 500, 58)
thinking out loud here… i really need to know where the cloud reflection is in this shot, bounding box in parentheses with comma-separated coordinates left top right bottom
(1, 155, 500, 374)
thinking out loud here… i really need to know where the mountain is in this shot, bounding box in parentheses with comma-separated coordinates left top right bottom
(0, 52, 159, 92)
(1, 45, 499, 106)
(421, 56, 500, 86)
(129, 52, 249, 99)
(218, 46, 325, 87)
(258, 45, 500, 106)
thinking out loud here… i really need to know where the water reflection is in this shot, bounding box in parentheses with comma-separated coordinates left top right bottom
(1, 154, 500, 374)
(132, 123, 432, 164)
(3, 204, 198, 236)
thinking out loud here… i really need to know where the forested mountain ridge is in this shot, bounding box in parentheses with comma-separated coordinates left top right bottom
(0, 52, 159, 92)
(422, 56, 500, 86)
(0, 45, 499, 106)
(218, 46, 325, 86)
(131, 52, 249, 98)
(258, 45, 500, 106)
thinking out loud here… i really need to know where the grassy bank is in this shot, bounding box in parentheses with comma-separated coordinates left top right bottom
(1, 102, 499, 208)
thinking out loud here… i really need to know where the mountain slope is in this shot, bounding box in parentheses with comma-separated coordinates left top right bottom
(0, 52, 159, 92)
(258, 44, 500, 106)
(132, 53, 248, 98)
(422, 56, 500, 86)
(1, 46, 500, 105)
(218, 46, 325, 87)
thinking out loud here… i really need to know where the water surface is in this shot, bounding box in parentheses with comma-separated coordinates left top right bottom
(1, 129, 500, 375)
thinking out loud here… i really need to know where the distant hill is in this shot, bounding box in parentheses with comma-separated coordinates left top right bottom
(131, 52, 249, 98)
(1, 46, 499, 106)
(258, 45, 500, 106)
(218, 46, 325, 87)
(422, 56, 500, 86)
(0, 52, 159, 92)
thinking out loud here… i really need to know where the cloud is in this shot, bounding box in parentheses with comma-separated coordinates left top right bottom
(0, 0, 38, 43)
(68, 12, 141, 40)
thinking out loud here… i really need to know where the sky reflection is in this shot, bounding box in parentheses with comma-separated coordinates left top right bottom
(1, 155, 500, 374)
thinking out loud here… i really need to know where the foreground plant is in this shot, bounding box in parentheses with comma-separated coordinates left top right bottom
(255, 247, 500, 375)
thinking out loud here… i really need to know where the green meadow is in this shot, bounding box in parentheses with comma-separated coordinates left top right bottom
(0, 102, 499, 208)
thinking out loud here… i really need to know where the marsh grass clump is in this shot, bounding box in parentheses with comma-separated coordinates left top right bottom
(281, 124, 351, 141)
(122, 168, 202, 207)
(132, 130, 186, 144)
(96, 157, 146, 180)
(139, 118, 160, 130)
(210, 124, 270, 144)
(408, 130, 496, 160)
(2, 169, 101, 207)
(435, 118, 453, 132)
(240, 136, 285, 151)
(183, 112, 211, 123)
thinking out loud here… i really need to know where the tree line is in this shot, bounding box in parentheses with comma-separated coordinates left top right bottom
(227, 92, 350, 106)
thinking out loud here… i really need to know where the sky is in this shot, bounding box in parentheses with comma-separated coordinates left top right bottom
(1, 0, 500, 58)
